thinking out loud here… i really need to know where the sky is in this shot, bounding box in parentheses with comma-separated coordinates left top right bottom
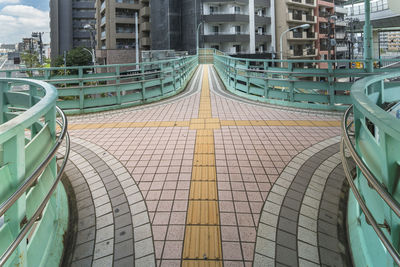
(0, 0, 50, 44)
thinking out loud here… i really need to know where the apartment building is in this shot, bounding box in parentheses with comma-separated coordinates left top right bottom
(50, 0, 96, 60)
(276, 0, 318, 62)
(334, 1, 348, 60)
(95, 0, 150, 65)
(388, 31, 400, 51)
(202, 0, 275, 54)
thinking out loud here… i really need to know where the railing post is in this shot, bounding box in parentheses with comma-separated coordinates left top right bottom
(3, 132, 26, 266)
(263, 61, 269, 98)
(0, 81, 7, 124)
(328, 61, 335, 106)
(246, 60, 250, 94)
(116, 66, 121, 105)
(227, 57, 231, 86)
(141, 63, 145, 101)
(160, 62, 164, 95)
(288, 62, 294, 102)
(29, 85, 39, 138)
(379, 80, 385, 105)
(172, 60, 177, 91)
(234, 60, 238, 91)
(78, 68, 84, 111)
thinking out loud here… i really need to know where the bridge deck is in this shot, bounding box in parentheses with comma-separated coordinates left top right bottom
(63, 65, 350, 266)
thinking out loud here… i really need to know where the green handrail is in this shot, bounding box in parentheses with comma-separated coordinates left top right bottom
(1, 56, 198, 115)
(341, 71, 400, 267)
(0, 78, 69, 266)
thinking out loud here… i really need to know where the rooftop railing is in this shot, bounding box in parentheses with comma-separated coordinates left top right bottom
(0, 78, 69, 266)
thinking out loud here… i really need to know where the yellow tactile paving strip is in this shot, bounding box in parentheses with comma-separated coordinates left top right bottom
(183, 66, 222, 266)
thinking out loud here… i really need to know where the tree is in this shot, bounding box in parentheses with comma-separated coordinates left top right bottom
(20, 52, 40, 77)
(53, 47, 92, 68)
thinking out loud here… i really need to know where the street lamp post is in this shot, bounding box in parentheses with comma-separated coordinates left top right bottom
(280, 24, 310, 67)
(196, 22, 203, 55)
(84, 24, 96, 66)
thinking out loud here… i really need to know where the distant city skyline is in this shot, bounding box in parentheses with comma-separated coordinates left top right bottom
(0, 0, 50, 44)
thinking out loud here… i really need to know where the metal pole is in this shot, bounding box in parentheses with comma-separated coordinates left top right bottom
(135, 12, 139, 70)
(364, 0, 374, 72)
(196, 22, 203, 55)
(280, 29, 290, 68)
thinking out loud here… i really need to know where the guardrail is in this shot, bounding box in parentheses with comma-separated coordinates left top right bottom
(0, 78, 69, 266)
(0, 56, 198, 115)
(211, 50, 400, 110)
(341, 71, 400, 266)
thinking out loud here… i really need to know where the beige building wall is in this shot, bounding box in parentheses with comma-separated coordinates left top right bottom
(275, 0, 318, 63)
(95, 0, 150, 65)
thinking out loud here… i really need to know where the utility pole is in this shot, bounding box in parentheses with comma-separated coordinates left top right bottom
(135, 12, 139, 69)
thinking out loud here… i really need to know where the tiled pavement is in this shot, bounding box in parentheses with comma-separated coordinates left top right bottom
(63, 65, 351, 266)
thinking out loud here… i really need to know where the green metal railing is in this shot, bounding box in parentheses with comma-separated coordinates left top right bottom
(341, 71, 400, 266)
(0, 56, 198, 115)
(211, 50, 400, 110)
(0, 78, 69, 266)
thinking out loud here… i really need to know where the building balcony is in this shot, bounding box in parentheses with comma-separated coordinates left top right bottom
(203, 13, 249, 23)
(288, 48, 318, 58)
(335, 20, 347, 27)
(116, 32, 135, 39)
(115, 17, 137, 24)
(141, 22, 150, 32)
(255, 34, 272, 43)
(287, 13, 317, 24)
(140, 6, 150, 18)
(287, 31, 317, 40)
(318, 0, 334, 7)
(115, 2, 141, 9)
(336, 45, 348, 52)
(286, 0, 316, 8)
(335, 6, 347, 14)
(255, 15, 271, 25)
(203, 32, 249, 43)
(336, 32, 346, 39)
(142, 37, 151, 46)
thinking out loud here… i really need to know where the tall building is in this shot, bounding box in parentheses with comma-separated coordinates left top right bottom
(95, 0, 150, 66)
(276, 0, 318, 63)
(151, 0, 275, 55)
(50, 0, 96, 60)
(334, 1, 348, 60)
(151, 0, 184, 51)
(202, 0, 275, 54)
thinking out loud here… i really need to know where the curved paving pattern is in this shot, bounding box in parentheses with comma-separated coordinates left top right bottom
(254, 136, 352, 266)
(63, 65, 350, 266)
(60, 138, 155, 266)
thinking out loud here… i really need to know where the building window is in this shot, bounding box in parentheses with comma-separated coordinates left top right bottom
(210, 6, 218, 15)
(234, 6, 241, 14)
(233, 45, 241, 53)
(213, 26, 219, 34)
(235, 26, 241, 34)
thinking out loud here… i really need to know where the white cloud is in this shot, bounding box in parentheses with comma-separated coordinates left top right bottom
(0, 0, 20, 4)
(0, 5, 49, 44)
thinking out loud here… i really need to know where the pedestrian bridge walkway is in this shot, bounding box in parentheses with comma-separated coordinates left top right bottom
(1, 52, 400, 266)
(63, 64, 345, 266)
